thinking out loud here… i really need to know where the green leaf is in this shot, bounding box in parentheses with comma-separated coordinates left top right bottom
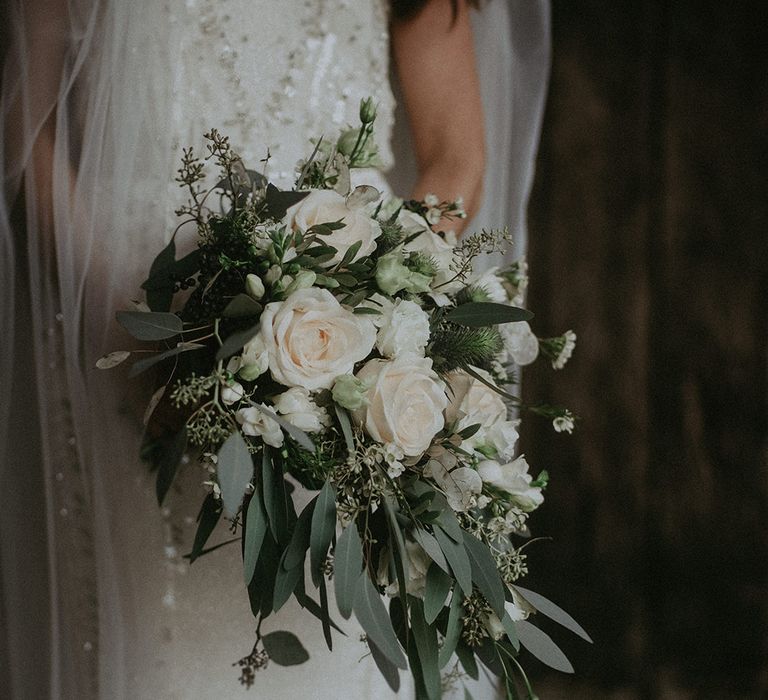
(154, 428, 187, 506)
(215, 322, 260, 361)
(383, 498, 409, 603)
(141, 242, 200, 312)
(336, 239, 363, 269)
(262, 630, 310, 666)
(283, 498, 316, 570)
(433, 525, 472, 596)
(294, 590, 346, 635)
(424, 563, 452, 624)
(455, 642, 479, 680)
(462, 532, 505, 618)
(272, 549, 304, 613)
(352, 575, 408, 670)
(265, 183, 309, 220)
(515, 620, 574, 673)
(410, 598, 441, 699)
(310, 479, 336, 586)
(216, 431, 254, 516)
(128, 342, 204, 378)
(95, 350, 131, 369)
(512, 585, 592, 643)
(436, 510, 463, 543)
(438, 590, 463, 668)
(261, 449, 288, 543)
(411, 528, 450, 575)
(186, 492, 221, 563)
(318, 573, 333, 651)
(457, 423, 482, 440)
(116, 310, 183, 341)
(334, 523, 364, 619)
(223, 293, 262, 318)
(501, 612, 520, 651)
(333, 403, 355, 454)
(444, 302, 533, 327)
(243, 492, 268, 585)
(368, 638, 401, 693)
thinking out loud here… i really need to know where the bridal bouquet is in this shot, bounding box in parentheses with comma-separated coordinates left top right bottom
(100, 99, 588, 698)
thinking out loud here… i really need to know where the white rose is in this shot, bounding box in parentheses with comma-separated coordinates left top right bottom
(352, 355, 447, 457)
(285, 189, 381, 266)
(471, 266, 508, 303)
(239, 333, 269, 381)
(236, 405, 284, 448)
(260, 287, 376, 390)
(375, 298, 431, 359)
(272, 387, 329, 433)
(501, 321, 539, 366)
(476, 456, 543, 512)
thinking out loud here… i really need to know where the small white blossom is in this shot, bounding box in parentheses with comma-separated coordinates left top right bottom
(273, 387, 329, 433)
(220, 381, 245, 406)
(236, 405, 284, 447)
(424, 193, 440, 207)
(425, 208, 442, 226)
(553, 330, 577, 370)
(553, 412, 575, 434)
(239, 333, 269, 381)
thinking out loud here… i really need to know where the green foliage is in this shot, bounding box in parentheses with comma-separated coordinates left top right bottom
(430, 322, 504, 374)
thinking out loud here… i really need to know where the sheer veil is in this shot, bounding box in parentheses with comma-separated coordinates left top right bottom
(0, 1, 550, 697)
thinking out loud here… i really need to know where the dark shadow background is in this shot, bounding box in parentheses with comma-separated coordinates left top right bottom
(520, 1, 767, 697)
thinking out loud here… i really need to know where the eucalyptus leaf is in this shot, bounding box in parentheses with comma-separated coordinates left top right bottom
(352, 575, 408, 670)
(128, 342, 204, 378)
(116, 311, 183, 341)
(346, 184, 380, 209)
(334, 523, 363, 619)
(462, 532, 505, 618)
(95, 350, 131, 369)
(501, 611, 520, 651)
(438, 589, 463, 668)
(333, 403, 355, 455)
(516, 620, 574, 673)
(142, 385, 167, 426)
(261, 449, 287, 542)
(433, 525, 472, 597)
(283, 498, 316, 570)
(223, 294, 263, 318)
(294, 590, 346, 635)
(410, 598, 441, 700)
(318, 573, 333, 651)
(215, 322, 260, 361)
(309, 479, 336, 586)
(444, 302, 533, 327)
(424, 563, 452, 624)
(272, 550, 304, 613)
(262, 630, 310, 667)
(455, 642, 479, 680)
(436, 510, 463, 543)
(368, 638, 401, 694)
(186, 492, 221, 563)
(243, 492, 268, 585)
(154, 428, 187, 507)
(512, 585, 592, 643)
(383, 498, 409, 603)
(217, 431, 254, 516)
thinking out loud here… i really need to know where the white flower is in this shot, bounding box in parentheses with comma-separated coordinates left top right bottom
(239, 333, 270, 382)
(424, 193, 440, 207)
(399, 211, 461, 292)
(425, 459, 483, 512)
(500, 321, 539, 366)
(484, 420, 520, 462)
(476, 456, 543, 512)
(426, 208, 442, 226)
(375, 298, 431, 358)
(246, 273, 265, 300)
(260, 287, 376, 390)
(236, 405, 284, 448)
(472, 267, 508, 303)
(553, 413, 575, 434)
(484, 590, 532, 639)
(285, 189, 381, 266)
(553, 330, 576, 370)
(397, 209, 430, 236)
(273, 387, 329, 433)
(352, 355, 447, 457)
(382, 443, 406, 479)
(220, 381, 245, 406)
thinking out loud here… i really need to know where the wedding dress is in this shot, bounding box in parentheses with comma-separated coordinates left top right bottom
(0, 1, 551, 698)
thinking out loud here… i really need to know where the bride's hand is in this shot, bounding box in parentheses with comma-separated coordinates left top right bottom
(392, 0, 485, 234)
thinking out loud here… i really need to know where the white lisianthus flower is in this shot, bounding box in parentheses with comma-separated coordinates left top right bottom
(476, 456, 544, 512)
(285, 189, 381, 266)
(272, 387, 329, 433)
(260, 288, 376, 390)
(472, 267, 508, 303)
(220, 381, 245, 406)
(331, 374, 370, 411)
(375, 298, 431, 358)
(239, 333, 270, 382)
(500, 321, 540, 366)
(352, 355, 447, 457)
(236, 405, 284, 448)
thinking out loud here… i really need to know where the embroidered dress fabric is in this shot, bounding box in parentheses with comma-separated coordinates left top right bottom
(0, 1, 550, 697)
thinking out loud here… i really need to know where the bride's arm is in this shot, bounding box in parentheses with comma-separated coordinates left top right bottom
(391, 0, 485, 233)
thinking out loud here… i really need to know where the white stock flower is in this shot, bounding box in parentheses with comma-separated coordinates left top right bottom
(472, 267, 508, 303)
(273, 387, 329, 433)
(476, 456, 543, 512)
(352, 355, 447, 457)
(238, 333, 270, 382)
(236, 405, 284, 448)
(424, 193, 440, 207)
(260, 288, 376, 390)
(375, 298, 431, 358)
(501, 321, 539, 366)
(220, 381, 245, 406)
(285, 189, 381, 266)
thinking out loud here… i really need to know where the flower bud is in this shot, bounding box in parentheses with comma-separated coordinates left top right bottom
(284, 270, 317, 296)
(332, 374, 369, 411)
(359, 97, 377, 124)
(246, 273, 265, 300)
(264, 265, 282, 286)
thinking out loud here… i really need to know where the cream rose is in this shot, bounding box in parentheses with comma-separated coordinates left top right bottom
(285, 189, 381, 266)
(352, 355, 447, 457)
(260, 287, 376, 390)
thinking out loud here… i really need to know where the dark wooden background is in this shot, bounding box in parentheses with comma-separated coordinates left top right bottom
(521, 1, 767, 697)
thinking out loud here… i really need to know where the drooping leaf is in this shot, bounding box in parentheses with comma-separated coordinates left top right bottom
(283, 498, 316, 570)
(383, 498, 409, 604)
(142, 385, 167, 426)
(272, 549, 304, 613)
(433, 525, 472, 597)
(444, 302, 533, 327)
(368, 638, 401, 693)
(116, 310, 183, 341)
(247, 531, 280, 618)
(215, 322, 260, 361)
(462, 532, 505, 618)
(474, 638, 504, 676)
(352, 575, 408, 670)
(424, 563, 452, 624)
(265, 183, 309, 220)
(261, 630, 310, 666)
(512, 585, 592, 643)
(95, 350, 131, 369)
(501, 611, 520, 651)
(410, 597, 441, 699)
(261, 449, 288, 543)
(216, 431, 254, 516)
(455, 641, 479, 680)
(438, 590, 463, 668)
(310, 479, 336, 586)
(411, 528, 450, 575)
(318, 573, 333, 651)
(334, 523, 364, 619)
(154, 427, 187, 506)
(186, 492, 221, 563)
(243, 492, 268, 585)
(435, 509, 463, 543)
(515, 620, 574, 673)
(294, 590, 346, 635)
(128, 342, 204, 378)
(334, 404, 355, 454)
(223, 293, 262, 318)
